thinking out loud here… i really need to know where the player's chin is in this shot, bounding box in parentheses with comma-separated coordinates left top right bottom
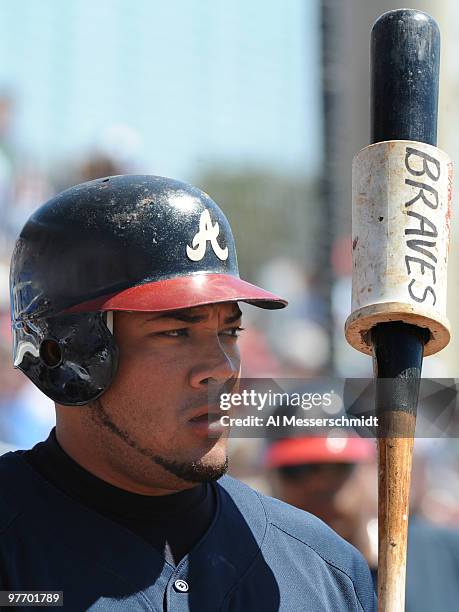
(200, 434, 228, 461)
(157, 443, 229, 484)
(195, 453, 229, 482)
(187, 438, 229, 480)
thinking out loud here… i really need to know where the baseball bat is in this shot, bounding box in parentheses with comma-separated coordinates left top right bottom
(345, 9, 452, 611)
(371, 11, 439, 611)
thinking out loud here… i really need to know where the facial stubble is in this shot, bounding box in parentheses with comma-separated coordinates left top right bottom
(90, 398, 229, 484)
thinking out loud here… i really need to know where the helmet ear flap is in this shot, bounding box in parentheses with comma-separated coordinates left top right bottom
(13, 312, 119, 406)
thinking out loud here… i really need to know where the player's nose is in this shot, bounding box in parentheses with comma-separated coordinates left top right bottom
(188, 341, 240, 389)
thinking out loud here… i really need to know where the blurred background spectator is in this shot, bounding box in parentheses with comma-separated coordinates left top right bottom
(265, 431, 377, 568)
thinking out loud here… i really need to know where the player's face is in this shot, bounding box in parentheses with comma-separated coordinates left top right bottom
(87, 302, 241, 490)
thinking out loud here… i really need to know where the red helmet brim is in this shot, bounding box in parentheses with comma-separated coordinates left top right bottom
(65, 273, 287, 313)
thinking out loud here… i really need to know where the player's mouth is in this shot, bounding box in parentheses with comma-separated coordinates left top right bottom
(187, 407, 227, 435)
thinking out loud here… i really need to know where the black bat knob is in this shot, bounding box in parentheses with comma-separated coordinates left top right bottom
(371, 9, 440, 146)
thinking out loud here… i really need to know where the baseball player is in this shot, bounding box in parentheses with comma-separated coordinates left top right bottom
(265, 431, 377, 576)
(0, 175, 376, 611)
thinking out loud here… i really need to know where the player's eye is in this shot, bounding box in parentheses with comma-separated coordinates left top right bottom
(158, 328, 189, 338)
(220, 326, 245, 338)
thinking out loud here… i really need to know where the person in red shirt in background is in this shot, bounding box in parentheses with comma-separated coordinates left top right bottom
(264, 432, 377, 574)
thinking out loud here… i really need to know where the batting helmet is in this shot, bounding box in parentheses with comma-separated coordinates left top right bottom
(10, 175, 286, 406)
(264, 435, 375, 470)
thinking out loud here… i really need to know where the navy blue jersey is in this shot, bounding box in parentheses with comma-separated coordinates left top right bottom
(0, 451, 376, 611)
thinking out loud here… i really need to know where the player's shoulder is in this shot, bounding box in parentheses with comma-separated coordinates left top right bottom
(219, 475, 354, 547)
(0, 450, 40, 534)
(218, 475, 373, 590)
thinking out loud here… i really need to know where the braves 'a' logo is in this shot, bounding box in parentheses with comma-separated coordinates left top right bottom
(186, 209, 228, 262)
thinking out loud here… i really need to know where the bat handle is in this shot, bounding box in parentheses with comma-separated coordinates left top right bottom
(378, 428, 415, 611)
(370, 10, 440, 610)
(372, 322, 426, 611)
